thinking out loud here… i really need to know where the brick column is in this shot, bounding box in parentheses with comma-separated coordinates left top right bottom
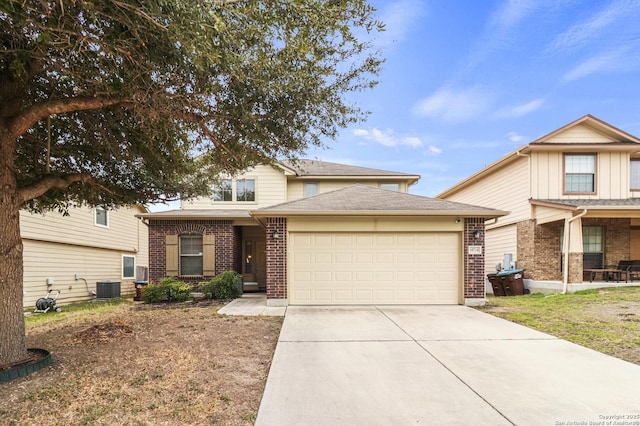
(464, 218, 486, 305)
(266, 217, 288, 306)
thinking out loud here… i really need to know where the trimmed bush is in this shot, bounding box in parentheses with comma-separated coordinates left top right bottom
(142, 277, 193, 303)
(199, 271, 242, 300)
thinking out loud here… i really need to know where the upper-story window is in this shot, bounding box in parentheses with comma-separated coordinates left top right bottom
(304, 182, 318, 197)
(212, 178, 256, 202)
(213, 179, 232, 201)
(237, 179, 256, 202)
(631, 159, 640, 190)
(95, 206, 108, 227)
(380, 183, 400, 191)
(564, 154, 596, 194)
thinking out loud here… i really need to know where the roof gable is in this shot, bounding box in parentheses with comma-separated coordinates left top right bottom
(253, 184, 506, 217)
(531, 114, 640, 145)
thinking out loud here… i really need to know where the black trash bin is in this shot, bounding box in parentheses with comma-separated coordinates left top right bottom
(496, 269, 526, 296)
(487, 273, 506, 297)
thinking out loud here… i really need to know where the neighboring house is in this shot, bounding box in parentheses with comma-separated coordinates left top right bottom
(438, 115, 640, 292)
(140, 160, 505, 306)
(21, 205, 149, 308)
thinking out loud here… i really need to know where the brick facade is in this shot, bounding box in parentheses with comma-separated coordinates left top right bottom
(516, 218, 630, 283)
(265, 218, 287, 301)
(148, 219, 239, 284)
(464, 218, 486, 300)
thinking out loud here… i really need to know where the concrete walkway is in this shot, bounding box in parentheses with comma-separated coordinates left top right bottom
(217, 293, 286, 316)
(256, 305, 640, 425)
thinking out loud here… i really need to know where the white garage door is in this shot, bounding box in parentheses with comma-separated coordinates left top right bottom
(289, 232, 460, 305)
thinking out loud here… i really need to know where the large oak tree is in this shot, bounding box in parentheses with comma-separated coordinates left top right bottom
(0, 0, 382, 366)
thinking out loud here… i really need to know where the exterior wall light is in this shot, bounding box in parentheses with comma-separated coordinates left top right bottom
(473, 230, 481, 239)
(272, 230, 280, 239)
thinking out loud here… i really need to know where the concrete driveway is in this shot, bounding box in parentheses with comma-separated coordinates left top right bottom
(256, 305, 640, 425)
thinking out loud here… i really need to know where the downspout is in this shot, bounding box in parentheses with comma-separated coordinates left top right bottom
(562, 209, 588, 294)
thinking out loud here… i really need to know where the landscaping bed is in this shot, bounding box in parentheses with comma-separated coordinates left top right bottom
(477, 287, 640, 366)
(0, 300, 282, 425)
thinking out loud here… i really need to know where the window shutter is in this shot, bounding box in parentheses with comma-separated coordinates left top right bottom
(203, 234, 216, 276)
(166, 235, 179, 276)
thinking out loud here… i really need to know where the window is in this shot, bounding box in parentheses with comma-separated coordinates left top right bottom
(213, 179, 232, 201)
(631, 160, 640, 190)
(380, 183, 400, 191)
(180, 234, 203, 275)
(237, 179, 256, 202)
(565, 154, 596, 193)
(122, 256, 136, 279)
(95, 206, 108, 227)
(583, 226, 603, 269)
(304, 182, 318, 197)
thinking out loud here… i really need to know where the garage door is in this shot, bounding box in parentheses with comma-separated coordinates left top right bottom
(289, 232, 460, 305)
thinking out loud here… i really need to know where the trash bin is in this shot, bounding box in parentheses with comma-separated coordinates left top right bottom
(487, 273, 506, 296)
(134, 280, 149, 301)
(496, 269, 525, 296)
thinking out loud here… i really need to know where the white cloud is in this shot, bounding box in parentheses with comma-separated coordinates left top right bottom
(562, 48, 630, 81)
(494, 98, 545, 119)
(412, 86, 495, 123)
(352, 128, 424, 149)
(507, 131, 525, 142)
(427, 145, 442, 155)
(548, 0, 640, 53)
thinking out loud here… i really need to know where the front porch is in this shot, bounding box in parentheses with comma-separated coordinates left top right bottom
(524, 278, 640, 294)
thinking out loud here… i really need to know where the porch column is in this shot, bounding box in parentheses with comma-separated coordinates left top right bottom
(265, 217, 288, 306)
(562, 215, 584, 285)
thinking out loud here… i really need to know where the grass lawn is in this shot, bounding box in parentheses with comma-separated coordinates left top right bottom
(477, 286, 640, 366)
(0, 299, 282, 425)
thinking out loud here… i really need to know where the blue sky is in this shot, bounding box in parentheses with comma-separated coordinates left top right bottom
(305, 0, 640, 197)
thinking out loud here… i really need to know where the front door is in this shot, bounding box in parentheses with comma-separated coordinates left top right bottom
(242, 227, 267, 290)
(631, 229, 640, 259)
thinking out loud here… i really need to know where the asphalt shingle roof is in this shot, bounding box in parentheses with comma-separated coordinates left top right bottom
(281, 159, 419, 177)
(533, 199, 640, 208)
(255, 184, 505, 216)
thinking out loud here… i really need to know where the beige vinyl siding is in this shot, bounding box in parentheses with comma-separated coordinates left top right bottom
(22, 239, 138, 308)
(485, 225, 517, 275)
(532, 205, 571, 225)
(20, 205, 148, 308)
(545, 125, 617, 144)
(287, 180, 409, 201)
(531, 151, 631, 199)
(185, 165, 287, 209)
(443, 156, 530, 225)
(20, 206, 145, 254)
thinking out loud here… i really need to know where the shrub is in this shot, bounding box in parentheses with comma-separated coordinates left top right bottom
(200, 271, 242, 300)
(142, 277, 193, 303)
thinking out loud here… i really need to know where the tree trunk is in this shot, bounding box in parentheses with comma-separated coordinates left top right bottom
(0, 129, 29, 367)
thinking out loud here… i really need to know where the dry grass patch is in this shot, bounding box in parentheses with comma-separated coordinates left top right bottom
(0, 300, 282, 425)
(477, 287, 640, 366)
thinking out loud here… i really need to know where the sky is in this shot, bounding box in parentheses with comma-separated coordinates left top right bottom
(303, 0, 640, 197)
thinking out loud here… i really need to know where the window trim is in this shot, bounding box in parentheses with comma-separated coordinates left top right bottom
(631, 159, 640, 191)
(212, 179, 233, 202)
(179, 234, 204, 276)
(563, 153, 597, 195)
(304, 182, 319, 197)
(380, 182, 400, 192)
(210, 177, 258, 203)
(95, 206, 109, 228)
(122, 255, 136, 280)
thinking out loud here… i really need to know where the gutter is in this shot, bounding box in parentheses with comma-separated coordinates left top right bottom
(562, 208, 588, 294)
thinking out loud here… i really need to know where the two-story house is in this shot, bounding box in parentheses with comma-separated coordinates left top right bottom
(140, 160, 505, 306)
(438, 115, 640, 293)
(21, 205, 149, 308)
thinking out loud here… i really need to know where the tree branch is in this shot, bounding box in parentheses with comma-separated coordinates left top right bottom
(19, 173, 113, 203)
(9, 97, 124, 140)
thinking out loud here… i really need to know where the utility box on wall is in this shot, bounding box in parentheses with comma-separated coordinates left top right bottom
(96, 281, 121, 299)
